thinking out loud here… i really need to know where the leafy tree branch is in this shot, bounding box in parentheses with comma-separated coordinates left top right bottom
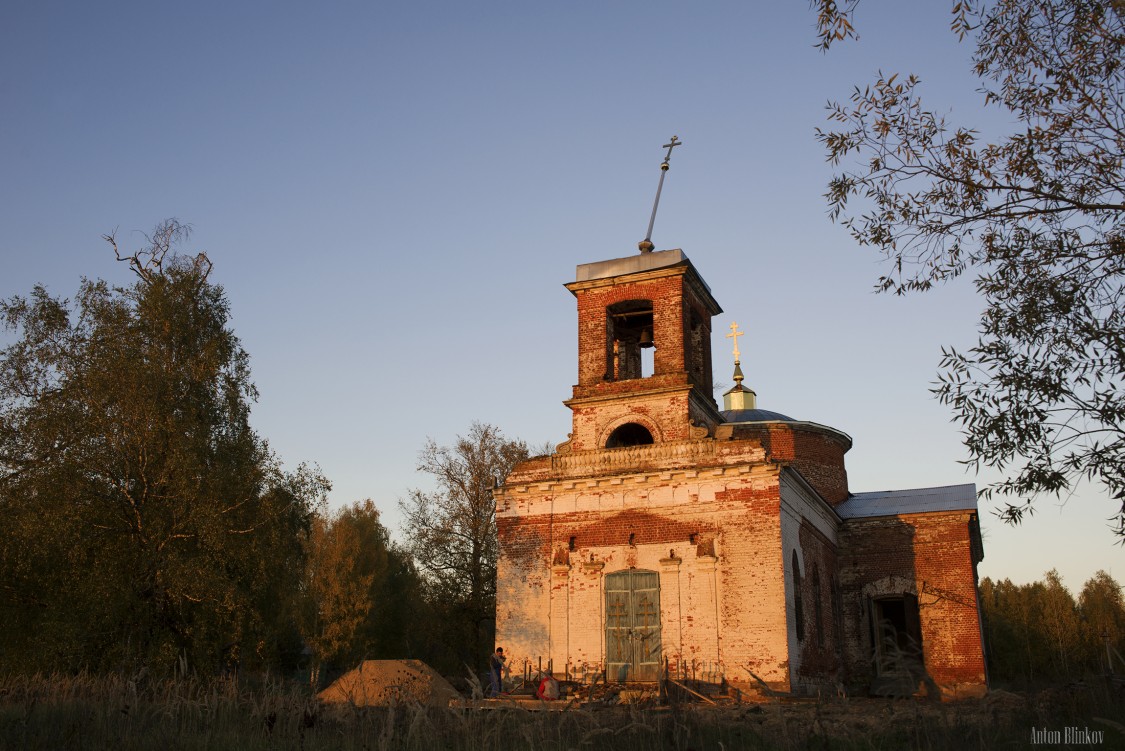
(815, 0, 1125, 536)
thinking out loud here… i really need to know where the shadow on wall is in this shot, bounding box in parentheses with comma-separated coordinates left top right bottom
(844, 518, 941, 698)
(868, 590, 934, 696)
(497, 522, 550, 648)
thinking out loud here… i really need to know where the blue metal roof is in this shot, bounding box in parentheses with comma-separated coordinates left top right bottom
(835, 483, 978, 519)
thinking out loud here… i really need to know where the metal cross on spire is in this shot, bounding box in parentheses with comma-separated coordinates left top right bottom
(726, 321, 744, 363)
(638, 135, 682, 253)
(660, 136, 681, 165)
(726, 321, 748, 390)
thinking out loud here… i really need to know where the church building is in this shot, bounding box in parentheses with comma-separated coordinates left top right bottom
(493, 245, 988, 699)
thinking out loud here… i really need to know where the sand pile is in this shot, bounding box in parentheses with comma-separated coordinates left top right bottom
(318, 660, 462, 707)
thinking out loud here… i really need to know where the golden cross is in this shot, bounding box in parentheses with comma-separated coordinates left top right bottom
(726, 321, 744, 362)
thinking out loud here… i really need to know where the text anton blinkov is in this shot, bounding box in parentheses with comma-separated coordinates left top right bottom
(1030, 726, 1104, 745)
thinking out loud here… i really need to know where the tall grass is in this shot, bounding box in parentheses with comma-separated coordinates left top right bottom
(1, 672, 1122, 750)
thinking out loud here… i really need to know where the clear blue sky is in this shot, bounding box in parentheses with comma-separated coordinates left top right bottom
(2, 0, 1119, 591)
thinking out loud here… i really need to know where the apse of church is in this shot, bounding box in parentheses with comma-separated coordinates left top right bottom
(493, 141, 987, 700)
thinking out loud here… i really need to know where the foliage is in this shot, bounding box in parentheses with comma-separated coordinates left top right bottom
(0, 221, 326, 674)
(1078, 570, 1125, 668)
(398, 422, 528, 673)
(3, 670, 1124, 751)
(814, 0, 1125, 535)
(300, 500, 423, 679)
(980, 569, 1125, 685)
(812, 0, 976, 51)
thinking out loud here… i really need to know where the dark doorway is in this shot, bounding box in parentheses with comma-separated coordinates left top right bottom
(605, 569, 662, 682)
(869, 594, 924, 695)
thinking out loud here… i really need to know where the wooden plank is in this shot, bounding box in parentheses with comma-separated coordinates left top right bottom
(666, 678, 717, 705)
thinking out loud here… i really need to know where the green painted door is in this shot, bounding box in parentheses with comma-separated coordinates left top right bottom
(605, 569, 662, 682)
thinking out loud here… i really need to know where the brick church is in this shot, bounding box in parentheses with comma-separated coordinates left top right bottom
(493, 246, 988, 699)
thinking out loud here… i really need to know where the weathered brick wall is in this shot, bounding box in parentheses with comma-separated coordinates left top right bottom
(495, 457, 795, 690)
(496, 514, 553, 658)
(795, 520, 841, 682)
(567, 390, 694, 452)
(732, 423, 850, 503)
(778, 471, 842, 693)
(574, 274, 688, 389)
(837, 512, 987, 699)
(711, 483, 789, 690)
(684, 299, 714, 392)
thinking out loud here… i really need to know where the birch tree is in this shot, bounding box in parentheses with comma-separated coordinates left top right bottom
(0, 221, 324, 673)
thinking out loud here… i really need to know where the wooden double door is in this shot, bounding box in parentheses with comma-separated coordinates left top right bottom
(605, 569, 662, 682)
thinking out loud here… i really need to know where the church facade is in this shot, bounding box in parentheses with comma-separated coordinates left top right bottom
(494, 248, 987, 699)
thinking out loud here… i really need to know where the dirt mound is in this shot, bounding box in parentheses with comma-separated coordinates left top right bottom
(318, 660, 461, 707)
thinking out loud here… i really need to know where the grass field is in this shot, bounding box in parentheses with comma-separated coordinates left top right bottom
(1, 672, 1123, 750)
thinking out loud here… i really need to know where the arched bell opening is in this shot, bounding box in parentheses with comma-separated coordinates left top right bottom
(606, 300, 654, 380)
(605, 422, 655, 449)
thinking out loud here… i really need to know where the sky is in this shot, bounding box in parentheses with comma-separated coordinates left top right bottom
(1, 0, 1120, 592)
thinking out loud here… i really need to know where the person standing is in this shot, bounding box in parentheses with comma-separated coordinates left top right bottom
(488, 647, 506, 697)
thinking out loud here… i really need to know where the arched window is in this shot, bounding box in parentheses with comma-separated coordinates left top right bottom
(832, 574, 844, 652)
(812, 565, 824, 648)
(605, 423, 654, 448)
(792, 550, 805, 642)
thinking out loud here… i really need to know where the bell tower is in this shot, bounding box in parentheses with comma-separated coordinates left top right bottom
(561, 248, 722, 453)
(555, 136, 722, 454)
